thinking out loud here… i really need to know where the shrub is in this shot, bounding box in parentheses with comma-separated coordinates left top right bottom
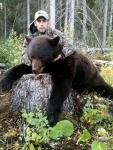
(0, 30, 22, 68)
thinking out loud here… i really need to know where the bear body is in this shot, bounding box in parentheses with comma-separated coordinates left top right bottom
(0, 35, 113, 125)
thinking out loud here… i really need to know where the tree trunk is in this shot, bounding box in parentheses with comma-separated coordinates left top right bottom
(109, 0, 113, 36)
(27, 0, 30, 35)
(83, 0, 87, 45)
(59, 0, 62, 31)
(49, 0, 55, 29)
(76, 0, 79, 9)
(102, 0, 108, 47)
(69, 0, 75, 43)
(64, 0, 69, 34)
(4, 0, 6, 38)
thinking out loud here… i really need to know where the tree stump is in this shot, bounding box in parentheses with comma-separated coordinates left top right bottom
(10, 74, 75, 116)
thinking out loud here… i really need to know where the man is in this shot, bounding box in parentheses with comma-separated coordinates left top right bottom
(22, 10, 75, 64)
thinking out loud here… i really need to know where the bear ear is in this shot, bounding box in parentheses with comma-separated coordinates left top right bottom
(48, 36, 60, 46)
(25, 35, 33, 44)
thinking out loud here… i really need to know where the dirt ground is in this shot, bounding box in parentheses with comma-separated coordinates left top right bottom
(0, 72, 19, 133)
(0, 93, 12, 132)
(0, 93, 10, 113)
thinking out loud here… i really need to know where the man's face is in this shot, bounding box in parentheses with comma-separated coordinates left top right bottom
(34, 17, 48, 33)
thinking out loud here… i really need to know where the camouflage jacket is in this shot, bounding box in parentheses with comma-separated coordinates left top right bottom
(22, 27, 76, 65)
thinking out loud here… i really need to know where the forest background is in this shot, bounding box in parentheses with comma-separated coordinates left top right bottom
(0, 0, 113, 48)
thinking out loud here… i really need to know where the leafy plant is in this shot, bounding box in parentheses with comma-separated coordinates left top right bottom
(22, 110, 51, 147)
(77, 129, 91, 143)
(0, 30, 22, 68)
(81, 107, 103, 126)
(49, 120, 74, 139)
(91, 140, 107, 150)
(21, 110, 74, 149)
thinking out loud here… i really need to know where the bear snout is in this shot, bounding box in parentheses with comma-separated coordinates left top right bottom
(32, 66, 44, 74)
(31, 58, 45, 74)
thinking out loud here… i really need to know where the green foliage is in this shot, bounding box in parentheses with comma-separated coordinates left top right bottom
(0, 30, 22, 68)
(49, 120, 74, 139)
(29, 143, 35, 150)
(77, 129, 91, 143)
(78, 90, 113, 149)
(91, 140, 107, 150)
(22, 110, 51, 146)
(81, 107, 102, 125)
(80, 95, 109, 127)
(21, 110, 74, 149)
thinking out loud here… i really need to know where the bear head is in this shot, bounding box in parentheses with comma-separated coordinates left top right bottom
(25, 35, 63, 74)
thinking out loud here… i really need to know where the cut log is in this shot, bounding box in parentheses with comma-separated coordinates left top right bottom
(10, 74, 75, 116)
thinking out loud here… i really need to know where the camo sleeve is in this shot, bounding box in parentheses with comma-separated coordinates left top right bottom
(21, 37, 31, 65)
(51, 29, 76, 57)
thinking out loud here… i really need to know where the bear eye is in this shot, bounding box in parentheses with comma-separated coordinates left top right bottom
(31, 56, 35, 59)
(29, 55, 35, 60)
(28, 55, 36, 61)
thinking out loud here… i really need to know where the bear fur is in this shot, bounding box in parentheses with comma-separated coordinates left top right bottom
(0, 35, 113, 126)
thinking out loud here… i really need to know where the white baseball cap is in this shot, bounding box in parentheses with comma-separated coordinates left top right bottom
(34, 10, 49, 20)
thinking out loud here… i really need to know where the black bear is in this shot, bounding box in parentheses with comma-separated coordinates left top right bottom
(0, 35, 113, 126)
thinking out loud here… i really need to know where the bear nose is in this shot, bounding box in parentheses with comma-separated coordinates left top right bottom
(32, 70, 38, 74)
(32, 66, 44, 74)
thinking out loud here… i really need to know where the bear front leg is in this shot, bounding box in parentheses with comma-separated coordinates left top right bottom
(0, 64, 32, 92)
(47, 77, 72, 126)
